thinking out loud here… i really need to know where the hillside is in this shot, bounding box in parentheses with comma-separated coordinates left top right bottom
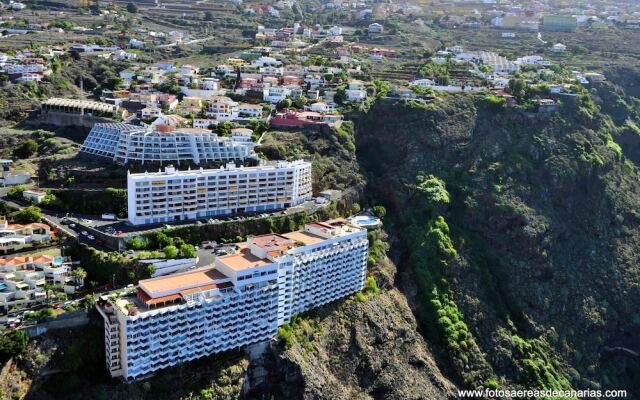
(4, 88, 640, 399)
(355, 92, 640, 395)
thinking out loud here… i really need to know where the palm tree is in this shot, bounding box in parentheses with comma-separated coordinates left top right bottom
(43, 283, 55, 301)
(72, 268, 87, 286)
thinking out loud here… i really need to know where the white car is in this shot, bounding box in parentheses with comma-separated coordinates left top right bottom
(81, 231, 88, 236)
(69, 223, 76, 228)
(87, 235, 95, 240)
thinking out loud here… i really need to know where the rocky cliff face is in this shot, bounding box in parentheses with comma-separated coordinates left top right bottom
(354, 93, 640, 396)
(250, 255, 457, 400)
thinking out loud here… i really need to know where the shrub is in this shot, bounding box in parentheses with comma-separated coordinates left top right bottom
(0, 330, 28, 360)
(11, 206, 42, 224)
(277, 324, 294, 349)
(179, 244, 196, 258)
(364, 276, 380, 295)
(163, 245, 179, 259)
(14, 139, 39, 158)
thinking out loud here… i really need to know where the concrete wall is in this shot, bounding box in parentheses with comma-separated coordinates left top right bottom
(28, 111, 114, 129)
(25, 309, 89, 338)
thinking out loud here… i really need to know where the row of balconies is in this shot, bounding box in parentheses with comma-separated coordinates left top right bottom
(128, 324, 275, 358)
(126, 307, 277, 338)
(126, 301, 275, 333)
(125, 330, 274, 378)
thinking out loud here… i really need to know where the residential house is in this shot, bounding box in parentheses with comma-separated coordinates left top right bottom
(237, 103, 263, 118)
(368, 23, 384, 34)
(263, 87, 292, 103)
(0, 220, 52, 253)
(206, 96, 239, 120)
(22, 189, 46, 204)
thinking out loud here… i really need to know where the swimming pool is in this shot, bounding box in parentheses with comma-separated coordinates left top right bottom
(52, 257, 65, 266)
(350, 215, 381, 227)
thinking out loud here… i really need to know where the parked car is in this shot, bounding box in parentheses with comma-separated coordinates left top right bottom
(81, 231, 88, 236)
(87, 235, 95, 240)
(69, 223, 76, 228)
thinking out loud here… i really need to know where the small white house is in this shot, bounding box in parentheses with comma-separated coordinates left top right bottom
(368, 23, 384, 34)
(140, 107, 162, 119)
(552, 43, 567, 53)
(346, 89, 367, 102)
(23, 189, 47, 204)
(308, 102, 336, 113)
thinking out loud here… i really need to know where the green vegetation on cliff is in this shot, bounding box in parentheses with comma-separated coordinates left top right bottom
(356, 90, 640, 394)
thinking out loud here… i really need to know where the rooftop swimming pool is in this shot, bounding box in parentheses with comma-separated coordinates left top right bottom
(52, 257, 65, 266)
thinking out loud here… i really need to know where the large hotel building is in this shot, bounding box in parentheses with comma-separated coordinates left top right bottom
(80, 123, 257, 165)
(97, 219, 369, 380)
(127, 160, 312, 225)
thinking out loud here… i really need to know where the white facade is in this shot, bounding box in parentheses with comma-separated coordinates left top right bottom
(346, 89, 367, 101)
(97, 219, 368, 380)
(237, 104, 263, 118)
(127, 160, 312, 225)
(23, 189, 46, 203)
(263, 87, 292, 103)
(0, 255, 72, 311)
(81, 123, 257, 165)
(0, 221, 51, 253)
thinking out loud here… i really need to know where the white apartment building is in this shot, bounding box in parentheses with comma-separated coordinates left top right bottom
(126, 160, 312, 225)
(81, 123, 257, 165)
(97, 219, 368, 380)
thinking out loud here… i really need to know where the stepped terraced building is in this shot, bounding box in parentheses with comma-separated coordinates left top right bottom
(126, 160, 312, 225)
(97, 219, 369, 380)
(80, 123, 257, 165)
(0, 255, 73, 311)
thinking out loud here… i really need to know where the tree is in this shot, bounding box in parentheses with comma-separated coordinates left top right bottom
(127, 237, 148, 250)
(44, 283, 56, 300)
(148, 231, 173, 249)
(507, 79, 528, 101)
(83, 294, 96, 309)
(179, 244, 196, 258)
(372, 205, 386, 219)
(163, 245, 179, 258)
(126, 2, 138, 13)
(334, 87, 347, 105)
(293, 95, 307, 109)
(215, 121, 233, 137)
(14, 139, 39, 159)
(73, 267, 87, 285)
(11, 206, 42, 224)
(0, 330, 28, 360)
(144, 264, 156, 278)
(204, 11, 214, 21)
(106, 76, 124, 90)
(276, 98, 292, 111)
